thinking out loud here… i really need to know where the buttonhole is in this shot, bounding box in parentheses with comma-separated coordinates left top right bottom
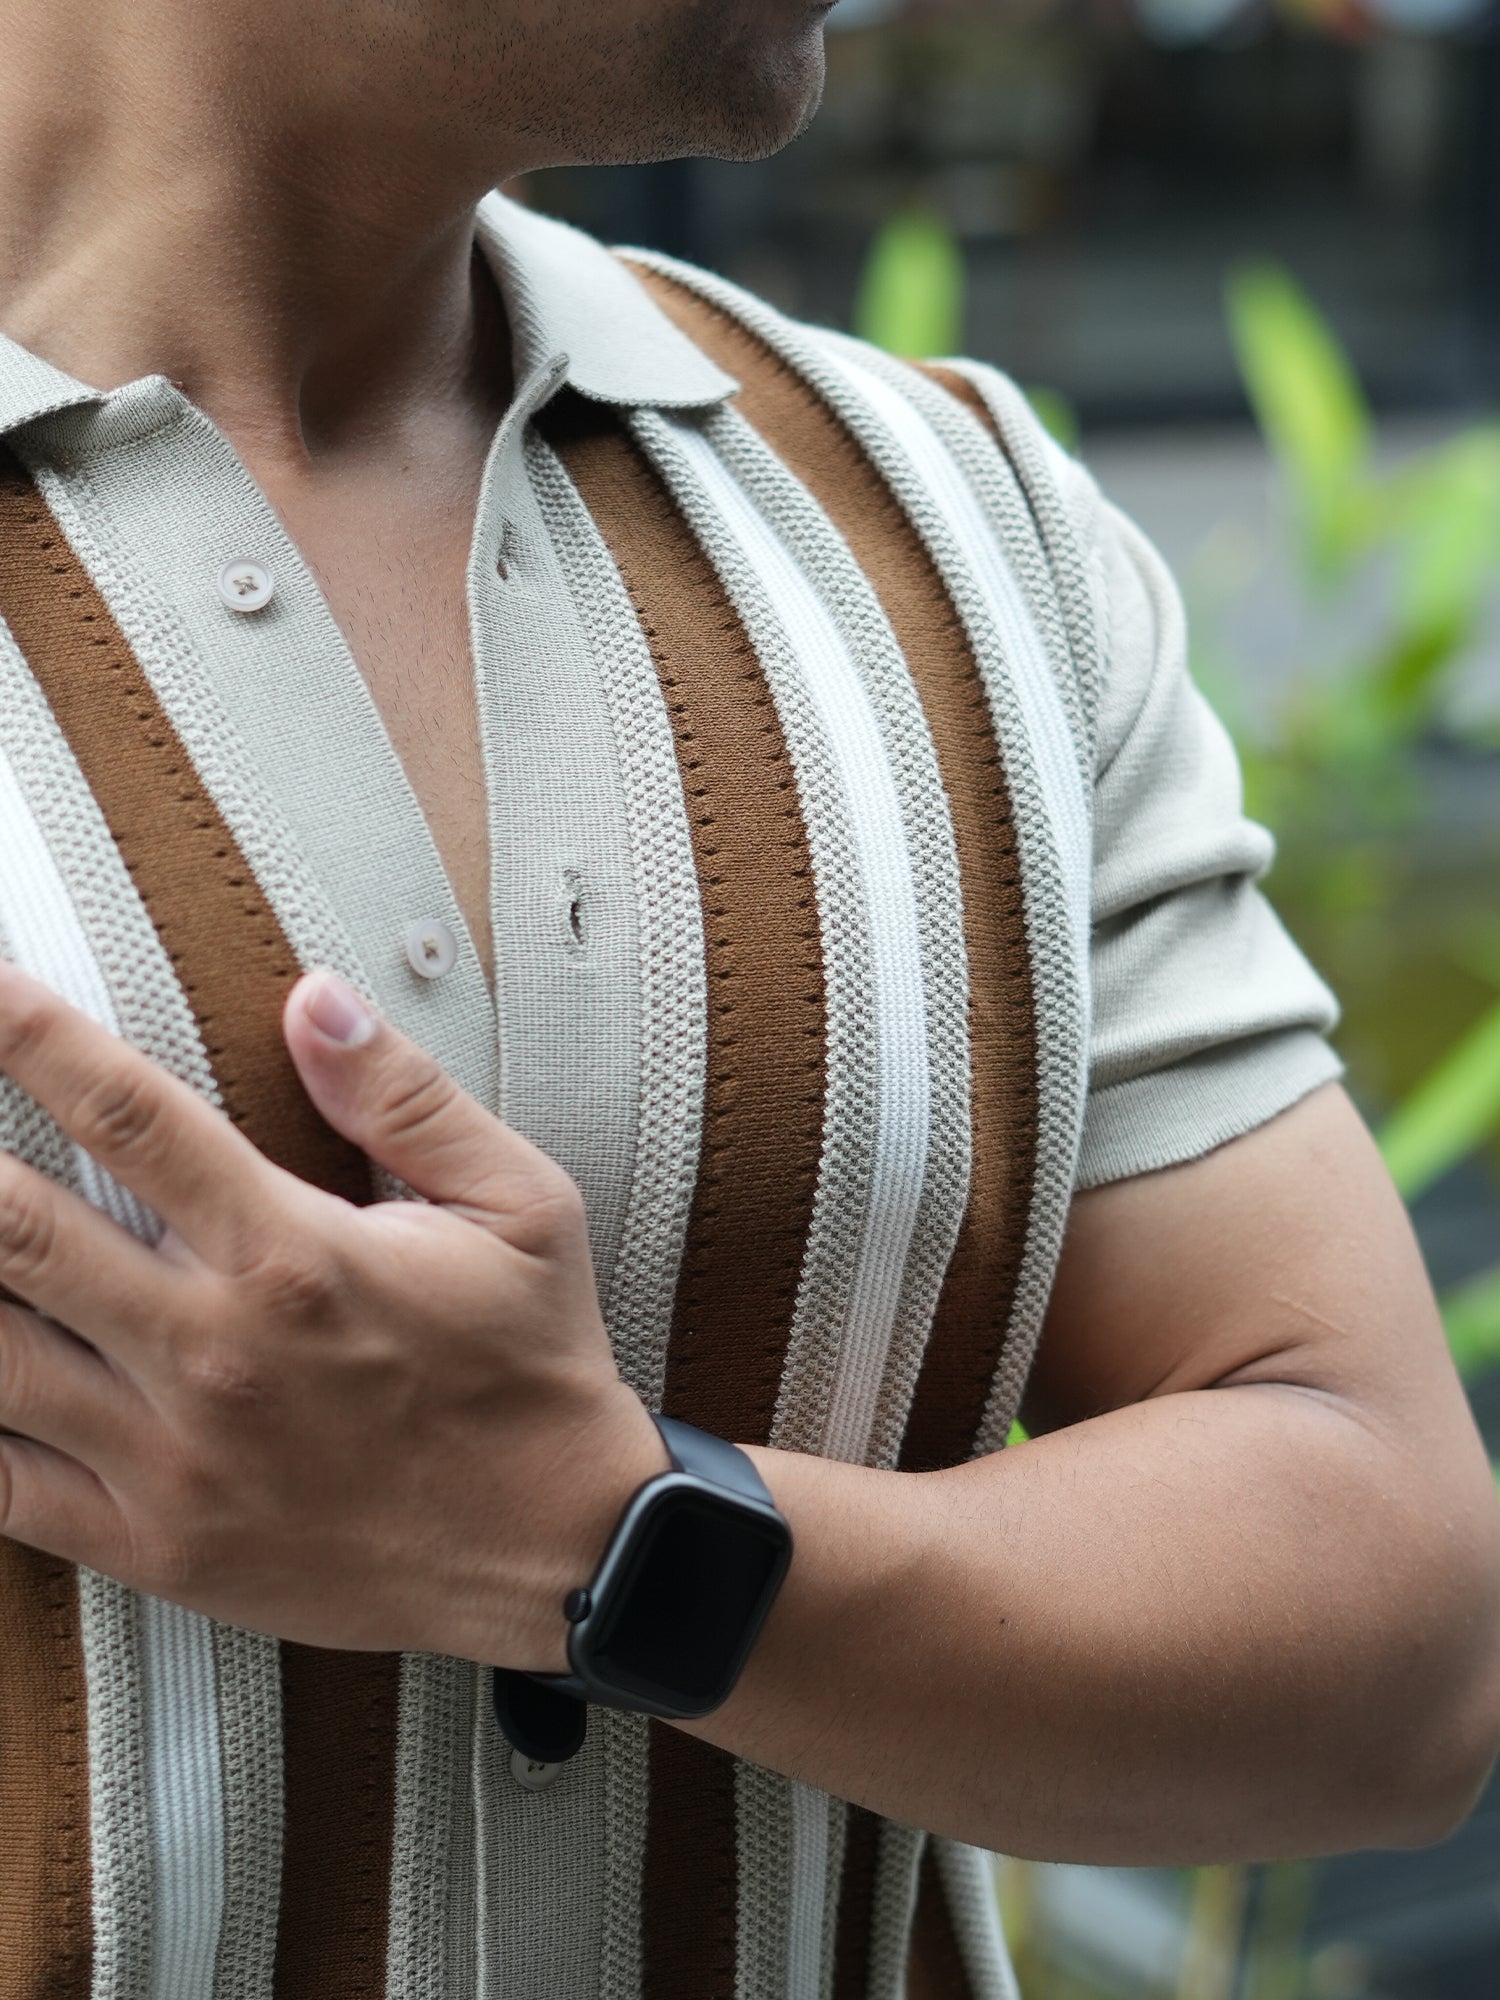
(560, 868, 587, 953)
(496, 520, 514, 582)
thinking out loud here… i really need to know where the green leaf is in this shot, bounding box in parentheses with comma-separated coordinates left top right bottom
(854, 206, 966, 361)
(1225, 263, 1372, 576)
(1361, 429, 1500, 727)
(1024, 386, 1078, 453)
(1388, 432, 1500, 637)
(1442, 1265, 1500, 1381)
(1378, 995, 1500, 1202)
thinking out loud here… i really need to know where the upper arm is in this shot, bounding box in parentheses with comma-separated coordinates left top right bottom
(1023, 1082, 1473, 1460)
(1022, 452, 1469, 1452)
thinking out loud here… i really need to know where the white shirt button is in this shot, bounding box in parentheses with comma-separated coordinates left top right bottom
(217, 559, 276, 614)
(509, 1748, 564, 1792)
(403, 918, 458, 980)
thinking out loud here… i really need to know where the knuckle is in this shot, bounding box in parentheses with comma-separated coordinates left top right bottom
(236, 1241, 343, 1323)
(0, 1176, 59, 1281)
(72, 1068, 166, 1166)
(378, 1063, 462, 1148)
(0, 991, 57, 1068)
(181, 1338, 274, 1410)
(506, 1167, 587, 1256)
(0, 1316, 36, 1421)
(134, 1520, 208, 1599)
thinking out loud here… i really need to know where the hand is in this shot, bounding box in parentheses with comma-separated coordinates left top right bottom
(0, 958, 664, 1667)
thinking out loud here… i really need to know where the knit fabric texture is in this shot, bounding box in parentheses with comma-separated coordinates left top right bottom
(0, 193, 1342, 2000)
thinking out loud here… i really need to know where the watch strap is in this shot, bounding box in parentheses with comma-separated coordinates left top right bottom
(654, 1413, 773, 1503)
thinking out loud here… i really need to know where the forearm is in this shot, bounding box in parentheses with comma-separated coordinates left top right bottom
(696, 1385, 1500, 1865)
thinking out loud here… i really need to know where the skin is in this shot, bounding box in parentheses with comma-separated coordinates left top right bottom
(0, 0, 1497, 1865)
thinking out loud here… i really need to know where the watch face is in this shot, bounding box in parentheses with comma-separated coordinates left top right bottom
(580, 1482, 791, 1713)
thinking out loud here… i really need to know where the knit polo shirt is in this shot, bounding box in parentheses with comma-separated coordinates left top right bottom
(0, 192, 1341, 2000)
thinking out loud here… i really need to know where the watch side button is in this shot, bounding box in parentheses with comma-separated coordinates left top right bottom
(564, 1587, 592, 1623)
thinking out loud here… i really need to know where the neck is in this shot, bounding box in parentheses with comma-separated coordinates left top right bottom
(0, 3, 514, 467)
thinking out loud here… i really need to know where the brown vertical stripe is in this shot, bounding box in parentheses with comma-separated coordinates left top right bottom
(544, 394, 828, 1998)
(0, 1542, 91, 2000)
(0, 457, 399, 2000)
(276, 1644, 403, 1994)
(543, 394, 826, 1448)
(622, 273, 1040, 1475)
(831, 1807, 881, 2000)
(0, 455, 370, 1203)
(639, 1726, 740, 2000)
(907, 1845, 973, 2000)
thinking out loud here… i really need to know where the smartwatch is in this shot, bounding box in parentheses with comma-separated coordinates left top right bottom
(493, 1414, 793, 1765)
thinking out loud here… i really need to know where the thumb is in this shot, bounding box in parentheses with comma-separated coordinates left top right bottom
(282, 969, 560, 1227)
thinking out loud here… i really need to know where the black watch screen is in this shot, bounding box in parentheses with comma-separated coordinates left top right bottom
(576, 1479, 792, 1713)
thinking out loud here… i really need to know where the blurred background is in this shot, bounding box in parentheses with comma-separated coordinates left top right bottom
(526, 1, 1500, 1992)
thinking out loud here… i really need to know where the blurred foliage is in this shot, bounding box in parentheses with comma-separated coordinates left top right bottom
(1217, 261, 1500, 1384)
(1379, 995, 1500, 1207)
(861, 217, 1500, 2000)
(854, 204, 966, 360)
(855, 207, 1079, 447)
(1222, 263, 1500, 818)
(1443, 1263, 1500, 1383)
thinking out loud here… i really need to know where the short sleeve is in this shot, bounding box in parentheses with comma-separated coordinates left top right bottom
(1057, 454, 1345, 1190)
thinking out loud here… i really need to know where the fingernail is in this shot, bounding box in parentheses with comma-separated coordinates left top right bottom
(302, 973, 377, 1049)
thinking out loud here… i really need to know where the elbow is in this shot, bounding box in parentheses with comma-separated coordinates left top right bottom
(1379, 1660, 1500, 1850)
(1355, 1554, 1500, 1851)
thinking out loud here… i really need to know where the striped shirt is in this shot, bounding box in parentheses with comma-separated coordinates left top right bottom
(0, 192, 1340, 2000)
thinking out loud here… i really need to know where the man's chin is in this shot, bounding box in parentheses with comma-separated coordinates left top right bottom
(692, 30, 827, 163)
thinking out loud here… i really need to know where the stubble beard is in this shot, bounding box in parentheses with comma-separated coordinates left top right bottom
(445, 2, 831, 172)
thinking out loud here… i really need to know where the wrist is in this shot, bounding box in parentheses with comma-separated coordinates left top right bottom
(492, 1381, 667, 1672)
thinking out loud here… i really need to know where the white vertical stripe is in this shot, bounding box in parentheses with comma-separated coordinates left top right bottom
(700, 406, 972, 1480)
(141, 1598, 228, 1999)
(785, 1785, 832, 2000)
(818, 339, 1092, 1026)
(0, 733, 227, 1999)
(660, 417, 933, 1468)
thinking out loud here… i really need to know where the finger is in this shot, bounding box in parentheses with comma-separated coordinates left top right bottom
(0, 1146, 198, 1361)
(0, 957, 287, 1263)
(0, 1430, 121, 1576)
(0, 1301, 138, 1469)
(283, 971, 576, 1232)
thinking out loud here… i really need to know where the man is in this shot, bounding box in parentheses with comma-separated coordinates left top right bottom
(0, 3, 1495, 1997)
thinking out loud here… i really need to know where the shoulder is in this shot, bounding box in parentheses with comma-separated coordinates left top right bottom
(615, 245, 1109, 741)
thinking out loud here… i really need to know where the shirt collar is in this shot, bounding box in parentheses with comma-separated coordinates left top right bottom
(474, 191, 737, 410)
(0, 334, 105, 438)
(0, 190, 738, 443)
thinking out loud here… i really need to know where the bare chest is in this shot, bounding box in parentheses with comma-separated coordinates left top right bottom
(278, 477, 494, 989)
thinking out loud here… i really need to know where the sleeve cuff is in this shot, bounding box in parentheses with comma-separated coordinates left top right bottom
(1076, 1028, 1346, 1192)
